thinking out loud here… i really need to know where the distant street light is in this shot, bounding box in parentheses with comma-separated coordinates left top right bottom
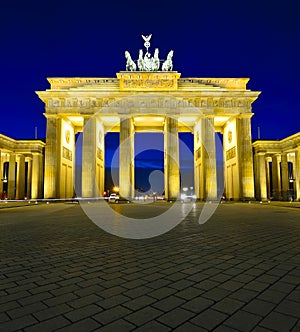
(113, 186, 119, 193)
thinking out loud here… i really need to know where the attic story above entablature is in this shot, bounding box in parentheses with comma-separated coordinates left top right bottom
(37, 90, 259, 113)
(45, 76, 252, 91)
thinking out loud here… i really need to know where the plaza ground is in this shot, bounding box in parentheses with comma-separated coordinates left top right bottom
(0, 201, 300, 331)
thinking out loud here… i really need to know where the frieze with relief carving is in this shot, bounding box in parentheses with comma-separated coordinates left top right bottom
(62, 147, 72, 161)
(226, 146, 236, 161)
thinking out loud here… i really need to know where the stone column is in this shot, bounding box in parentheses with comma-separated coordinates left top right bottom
(0, 150, 3, 194)
(164, 116, 180, 200)
(237, 115, 255, 199)
(31, 153, 43, 199)
(16, 155, 25, 199)
(295, 147, 300, 201)
(271, 155, 280, 200)
(0, 150, 2, 181)
(255, 153, 267, 200)
(82, 116, 97, 198)
(281, 153, 289, 201)
(194, 121, 201, 199)
(26, 158, 32, 198)
(265, 157, 271, 199)
(7, 153, 16, 199)
(96, 122, 105, 197)
(44, 116, 59, 198)
(119, 116, 134, 200)
(202, 117, 217, 200)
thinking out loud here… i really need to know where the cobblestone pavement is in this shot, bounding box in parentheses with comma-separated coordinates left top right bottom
(0, 201, 300, 331)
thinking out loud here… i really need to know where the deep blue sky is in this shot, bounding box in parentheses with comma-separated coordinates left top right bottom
(1, 0, 299, 141)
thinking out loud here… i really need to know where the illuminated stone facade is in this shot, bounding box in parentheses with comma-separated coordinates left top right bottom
(0, 134, 45, 199)
(36, 72, 260, 200)
(253, 132, 300, 201)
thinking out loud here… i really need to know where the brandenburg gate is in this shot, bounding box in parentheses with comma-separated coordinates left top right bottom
(36, 36, 260, 200)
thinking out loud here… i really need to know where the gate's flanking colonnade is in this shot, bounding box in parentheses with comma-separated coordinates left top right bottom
(0, 134, 45, 199)
(253, 132, 300, 201)
(36, 71, 261, 200)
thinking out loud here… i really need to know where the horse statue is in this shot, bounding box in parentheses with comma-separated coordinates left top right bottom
(143, 52, 153, 71)
(125, 51, 137, 71)
(137, 49, 145, 71)
(152, 48, 160, 71)
(162, 50, 174, 71)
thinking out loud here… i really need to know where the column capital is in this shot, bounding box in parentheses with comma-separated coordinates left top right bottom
(44, 114, 59, 119)
(237, 113, 254, 119)
(256, 152, 266, 157)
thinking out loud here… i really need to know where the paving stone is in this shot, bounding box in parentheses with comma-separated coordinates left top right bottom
(194, 279, 219, 291)
(245, 268, 265, 277)
(210, 273, 232, 283)
(93, 305, 131, 324)
(165, 272, 187, 282)
(148, 287, 177, 300)
(8, 301, 48, 319)
(287, 290, 300, 303)
(152, 295, 185, 312)
(233, 274, 255, 283)
(122, 278, 147, 289)
(202, 287, 231, 301)
(191, 308, 228, 330)
(96, 318, 135, 331)
(19, 292, 53, 306)
(50, 284, 80, 296)
(56, 317, 101, 331)
(214, 325, 241, 331)
(224, 310, 262, 331)
(186, 273, 209, 283)
(220, 280, 244, 292)
(0, 314, 38, 331)
(182, 296, 214, 313)
(1, 202, 300, 331)
(243, 280, 269, 292)
(146, 278, 171, 289)
(24, 315, 70, 332)
(64, 304, 101, 322)
(44, 292, 78, 307)
(124, 286, 152, 298)
(158, 307, 195, 328)
(6, 282, 37, 294)
(224, 267, 245, 277)
(274, 299, 300, 318)
(126, 306, 163, 326)
(0, 312, 10, 323)
(173, 321, 207, 331)
(243, 299, 276, 316)
(250, 325, 272, 332)
(68, 293, 101, 309)
(280, 275, 300, 286)
(73, 284, 104, 297)
(257, 289, 287, 304)
(230, 288, 259, 302)
(175, 286, 204, 300)
(0, 300, 20, 313)
(33, 303, 72, 321)
(134, 320, 172, 331)
(123, 295, 157, 310)
(212, 297, 244, 315)
(30, 283, 60, 295)
(169, 279, 195, 290)
(0, 290, 31, 305)
(259, 311, 297, 331)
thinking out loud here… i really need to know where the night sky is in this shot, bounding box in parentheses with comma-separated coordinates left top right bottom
(1, 0, 299, 141)
(1, 0, 300, 192)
